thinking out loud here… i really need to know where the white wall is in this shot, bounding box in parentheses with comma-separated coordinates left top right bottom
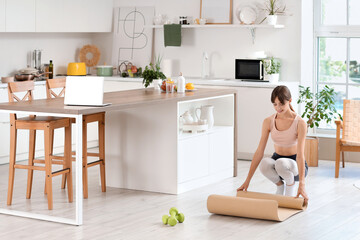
(93, 0, 301, 81)
(0, 33, 95, 77)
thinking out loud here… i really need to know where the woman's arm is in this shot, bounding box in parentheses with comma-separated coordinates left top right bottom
(237, 118, 270, 191)
(296, 119, 309, 202)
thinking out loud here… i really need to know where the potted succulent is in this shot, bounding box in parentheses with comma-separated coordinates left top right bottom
(297, 85, 342, 166)
(263, 57, 281, 83)
(261, 0, 286, 25)
(142, 56, 166, 88)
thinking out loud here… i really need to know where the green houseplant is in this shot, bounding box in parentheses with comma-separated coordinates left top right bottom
(142, 56, 166, 88)
(297, 85, 342, 129)
(263, 57, 281, 83)
(297, 85, 342, 167)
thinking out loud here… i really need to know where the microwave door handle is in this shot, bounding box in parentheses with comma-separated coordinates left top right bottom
(260, 61, 263, 79)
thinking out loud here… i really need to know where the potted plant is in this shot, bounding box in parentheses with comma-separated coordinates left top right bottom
(297, 85, 342, 166)
(261, 0, 286, 25)
(263, 57, 281, 83)
(142, 56, 166, 88)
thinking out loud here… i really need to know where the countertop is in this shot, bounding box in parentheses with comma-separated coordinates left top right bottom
(104, 76, 299, 88)
(0, 87, 236, 115)
(0, 76, 299, 89)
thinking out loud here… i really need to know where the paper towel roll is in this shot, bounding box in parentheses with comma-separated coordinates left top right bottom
(162, 59, 173, 77)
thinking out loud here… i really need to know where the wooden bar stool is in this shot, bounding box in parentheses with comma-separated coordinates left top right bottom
(7, 81, 73, 210)
(46, 78, 106, 199)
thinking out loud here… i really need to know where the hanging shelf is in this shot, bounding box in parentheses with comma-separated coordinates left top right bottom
(147, 24, 285, 44)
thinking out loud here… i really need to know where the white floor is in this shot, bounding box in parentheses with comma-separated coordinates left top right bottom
(0, 159, 360, 240)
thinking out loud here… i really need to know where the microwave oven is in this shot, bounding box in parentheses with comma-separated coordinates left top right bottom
(235, 59, 265, 81)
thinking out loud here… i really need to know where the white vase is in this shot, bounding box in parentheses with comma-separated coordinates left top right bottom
(268, 74, 279, 83)
(267, 15, 277, 25)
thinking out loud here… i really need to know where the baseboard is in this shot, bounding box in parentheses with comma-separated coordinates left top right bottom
(0, 140, 99, 165)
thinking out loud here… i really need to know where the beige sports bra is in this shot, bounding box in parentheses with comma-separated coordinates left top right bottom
(270, 113, 299, 147)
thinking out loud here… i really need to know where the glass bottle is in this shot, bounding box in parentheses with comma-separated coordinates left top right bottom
(49, 60, 53, 79)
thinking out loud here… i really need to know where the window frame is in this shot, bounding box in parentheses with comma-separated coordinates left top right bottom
(313, 0, 360, 134)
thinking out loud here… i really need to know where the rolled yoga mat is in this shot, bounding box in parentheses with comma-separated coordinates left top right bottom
(207, 191, 307, 222)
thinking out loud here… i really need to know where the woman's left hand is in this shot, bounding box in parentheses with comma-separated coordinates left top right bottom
(296, 183, 308, 205)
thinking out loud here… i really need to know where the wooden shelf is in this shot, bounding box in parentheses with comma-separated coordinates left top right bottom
(147, 24, 284, 29)
(147, 24, 285, 44)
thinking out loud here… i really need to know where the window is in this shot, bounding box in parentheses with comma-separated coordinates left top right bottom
(314, 0, 360, 130)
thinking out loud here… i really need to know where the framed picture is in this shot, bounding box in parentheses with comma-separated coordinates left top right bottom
(200, 0, 232, 24)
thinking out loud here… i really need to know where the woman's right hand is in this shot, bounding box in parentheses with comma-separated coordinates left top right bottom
(237, 179, 250, 192)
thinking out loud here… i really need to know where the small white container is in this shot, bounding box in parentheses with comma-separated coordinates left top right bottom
(177, 73, 186, 93)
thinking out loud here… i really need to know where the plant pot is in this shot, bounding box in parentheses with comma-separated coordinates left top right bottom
(153, 79, 162, 91)
(305, 137, 319, 167)
(268, 74, 279, 83)
(267, 15, 277, 25)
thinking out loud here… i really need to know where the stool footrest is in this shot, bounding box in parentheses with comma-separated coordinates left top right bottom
(14, 164, 45, 171)
(34, 159, 64, 165)
(71, 152, 100, 157)
(87, 159, 103, 168)
(52, 168, 70, 177)
(50, 155, 66, 160)
(87, 152, 100, 157)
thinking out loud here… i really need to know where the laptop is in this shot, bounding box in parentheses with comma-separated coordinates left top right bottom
(64, 76, 111, 107)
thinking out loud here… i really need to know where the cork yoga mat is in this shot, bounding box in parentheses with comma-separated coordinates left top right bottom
(207, 191, 307, 222)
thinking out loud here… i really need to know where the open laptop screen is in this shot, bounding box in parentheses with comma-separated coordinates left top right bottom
(64, 76, 106, 106)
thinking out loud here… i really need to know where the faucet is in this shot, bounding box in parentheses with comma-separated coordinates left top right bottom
(201, 51, 209, 79)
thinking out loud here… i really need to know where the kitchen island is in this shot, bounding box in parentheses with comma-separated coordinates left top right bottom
(0, 87, 236, 225)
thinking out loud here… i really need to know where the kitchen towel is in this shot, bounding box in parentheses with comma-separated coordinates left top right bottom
(164, 24, 181, 47)
(207, 191, 307, 222)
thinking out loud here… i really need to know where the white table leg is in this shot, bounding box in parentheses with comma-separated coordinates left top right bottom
(75, 114, 83, 225)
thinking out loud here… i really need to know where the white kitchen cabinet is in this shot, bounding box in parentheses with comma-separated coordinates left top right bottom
(178, 134, 209, 183)
(5, 0, 112, 32)
(209, 127, 234, 173)
(6, 0, 36, 32)
(36, 0, 65, 32)
(62, 0, 113, 32)
(0, 0, 5, 32)
(178, 126, 233, 183)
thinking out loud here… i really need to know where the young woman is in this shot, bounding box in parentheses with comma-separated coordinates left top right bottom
(237, 85, 309, 203)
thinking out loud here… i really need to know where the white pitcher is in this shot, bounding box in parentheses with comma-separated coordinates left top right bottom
(196, 105, 214, 128)
(180, 111, 194, 124)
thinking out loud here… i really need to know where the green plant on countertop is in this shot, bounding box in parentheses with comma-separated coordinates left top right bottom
(297, 85, 342, 128)
(142, 55, 166, 88)
(263, 57, 281, 75)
